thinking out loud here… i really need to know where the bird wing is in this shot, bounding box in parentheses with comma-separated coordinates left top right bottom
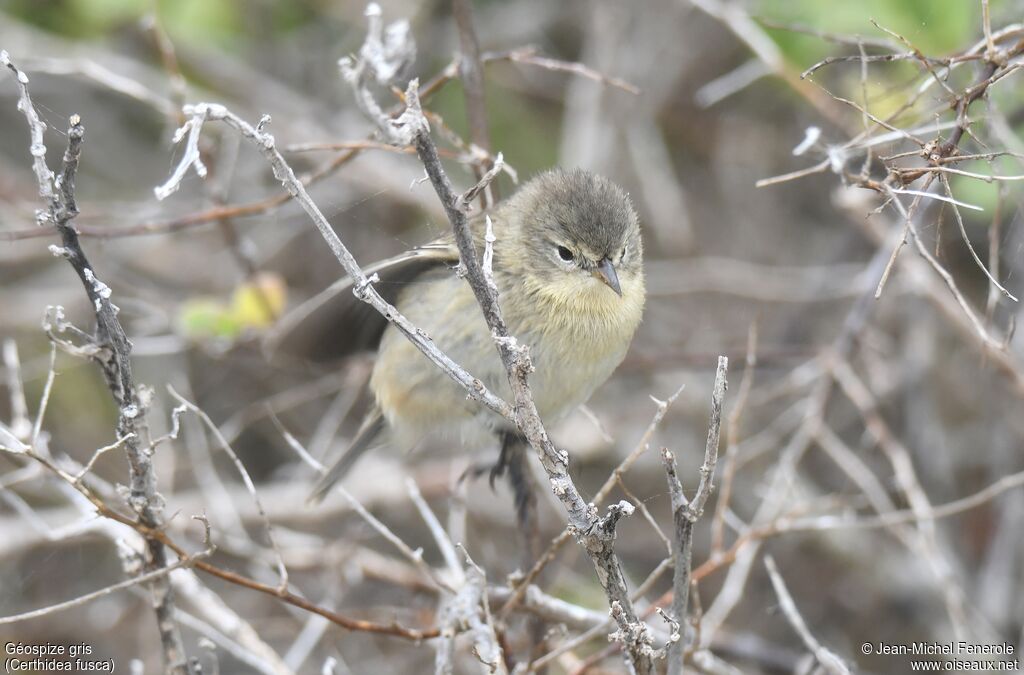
(263, 241, 460, 362)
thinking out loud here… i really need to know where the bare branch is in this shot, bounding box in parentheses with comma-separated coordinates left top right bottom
(168, 386, 290, 593)
(460, 153, 505, 210)
(0, 51, 55, 203)
(499, 385, 686, 620)
(661, 356, 728, 672)
(938, 173, 1017, 301)
(2, 53, 191, 673)
(504, 47, 640, 95)
(407, 478, 463, 583)
(452, 0, 496, 207)
(763, 556, 850, 675)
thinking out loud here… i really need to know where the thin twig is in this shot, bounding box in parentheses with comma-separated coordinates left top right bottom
(30, 343, 57, 447)
(452, 0, 496, 207)
(499, 385, 685, 619)
(763, 556, 849, 675)
(662, 356, 728, 673)
(407, 478, 463, 583)
(938, 173, 1017, 301)
(711, 323, 757, 555)
(504, 47, 640, 95)
(167, 386, 290, 594)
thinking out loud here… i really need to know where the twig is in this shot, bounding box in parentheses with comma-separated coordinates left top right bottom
(0, 51, 55, 202)
(938, 173, 1017, 301)
(982, 0, 996, 59)
(763, 556, 849, 675)
(407, 478, 463, 583)
(30, 343, 57, 447)
(143, 9, 188, 126)
(499, 385, 685, 619)
(695, 58, 770, 107)
(689, 357, 729, 519)
(167, 386, 290, 593)
(460, 153, 505, 210)
(801, 50, 943, 80)
(268, 411, 325, 473)
(755, 159, 829, 187)
(661, 357, 729, 672)
(881, 184, 1003, 349)
(594, 385, 688, 506)
(338, 479, 453, 593)
(777, 466, 1024, 532)
(452, 0, 496, 207)
(711, 324, 757, 555)
(897, 165, 1024, 182)
(890, 187, 984, 212)
(504, 47, 640, 95)
(2, 340, 32, 440)
(435, 547, 506, 675)
(875, 179, 931, 299)
(74, 434, 136, 482)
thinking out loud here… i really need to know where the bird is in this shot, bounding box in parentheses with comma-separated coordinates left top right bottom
(268, 168, 645, 520)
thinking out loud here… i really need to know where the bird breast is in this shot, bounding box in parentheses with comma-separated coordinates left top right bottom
(505, 268, 645, 421)
(370, 266, 644, 445)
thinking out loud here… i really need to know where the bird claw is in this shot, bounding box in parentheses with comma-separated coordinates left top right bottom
(458, 453, 509, 491)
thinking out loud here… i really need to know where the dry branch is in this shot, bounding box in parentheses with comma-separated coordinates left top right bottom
(2, 50, 192, 675)
(661, 357, 728, 672)
(763, 556, 849, 675)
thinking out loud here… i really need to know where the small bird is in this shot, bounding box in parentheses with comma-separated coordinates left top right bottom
(271, 168, 645, 511)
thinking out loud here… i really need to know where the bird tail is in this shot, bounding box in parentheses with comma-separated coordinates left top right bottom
(308, 406, 385, 504)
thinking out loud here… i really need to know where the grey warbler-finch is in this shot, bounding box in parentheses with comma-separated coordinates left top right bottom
(274, 168, 645, 503)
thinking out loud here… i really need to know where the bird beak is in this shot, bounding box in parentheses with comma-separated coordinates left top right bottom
(594, 258, 622, 297)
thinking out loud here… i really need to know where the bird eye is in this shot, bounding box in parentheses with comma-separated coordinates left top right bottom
(557, 245, 574, 262)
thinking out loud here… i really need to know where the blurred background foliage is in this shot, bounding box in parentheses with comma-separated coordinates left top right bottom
(6, 0, 985, 52)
